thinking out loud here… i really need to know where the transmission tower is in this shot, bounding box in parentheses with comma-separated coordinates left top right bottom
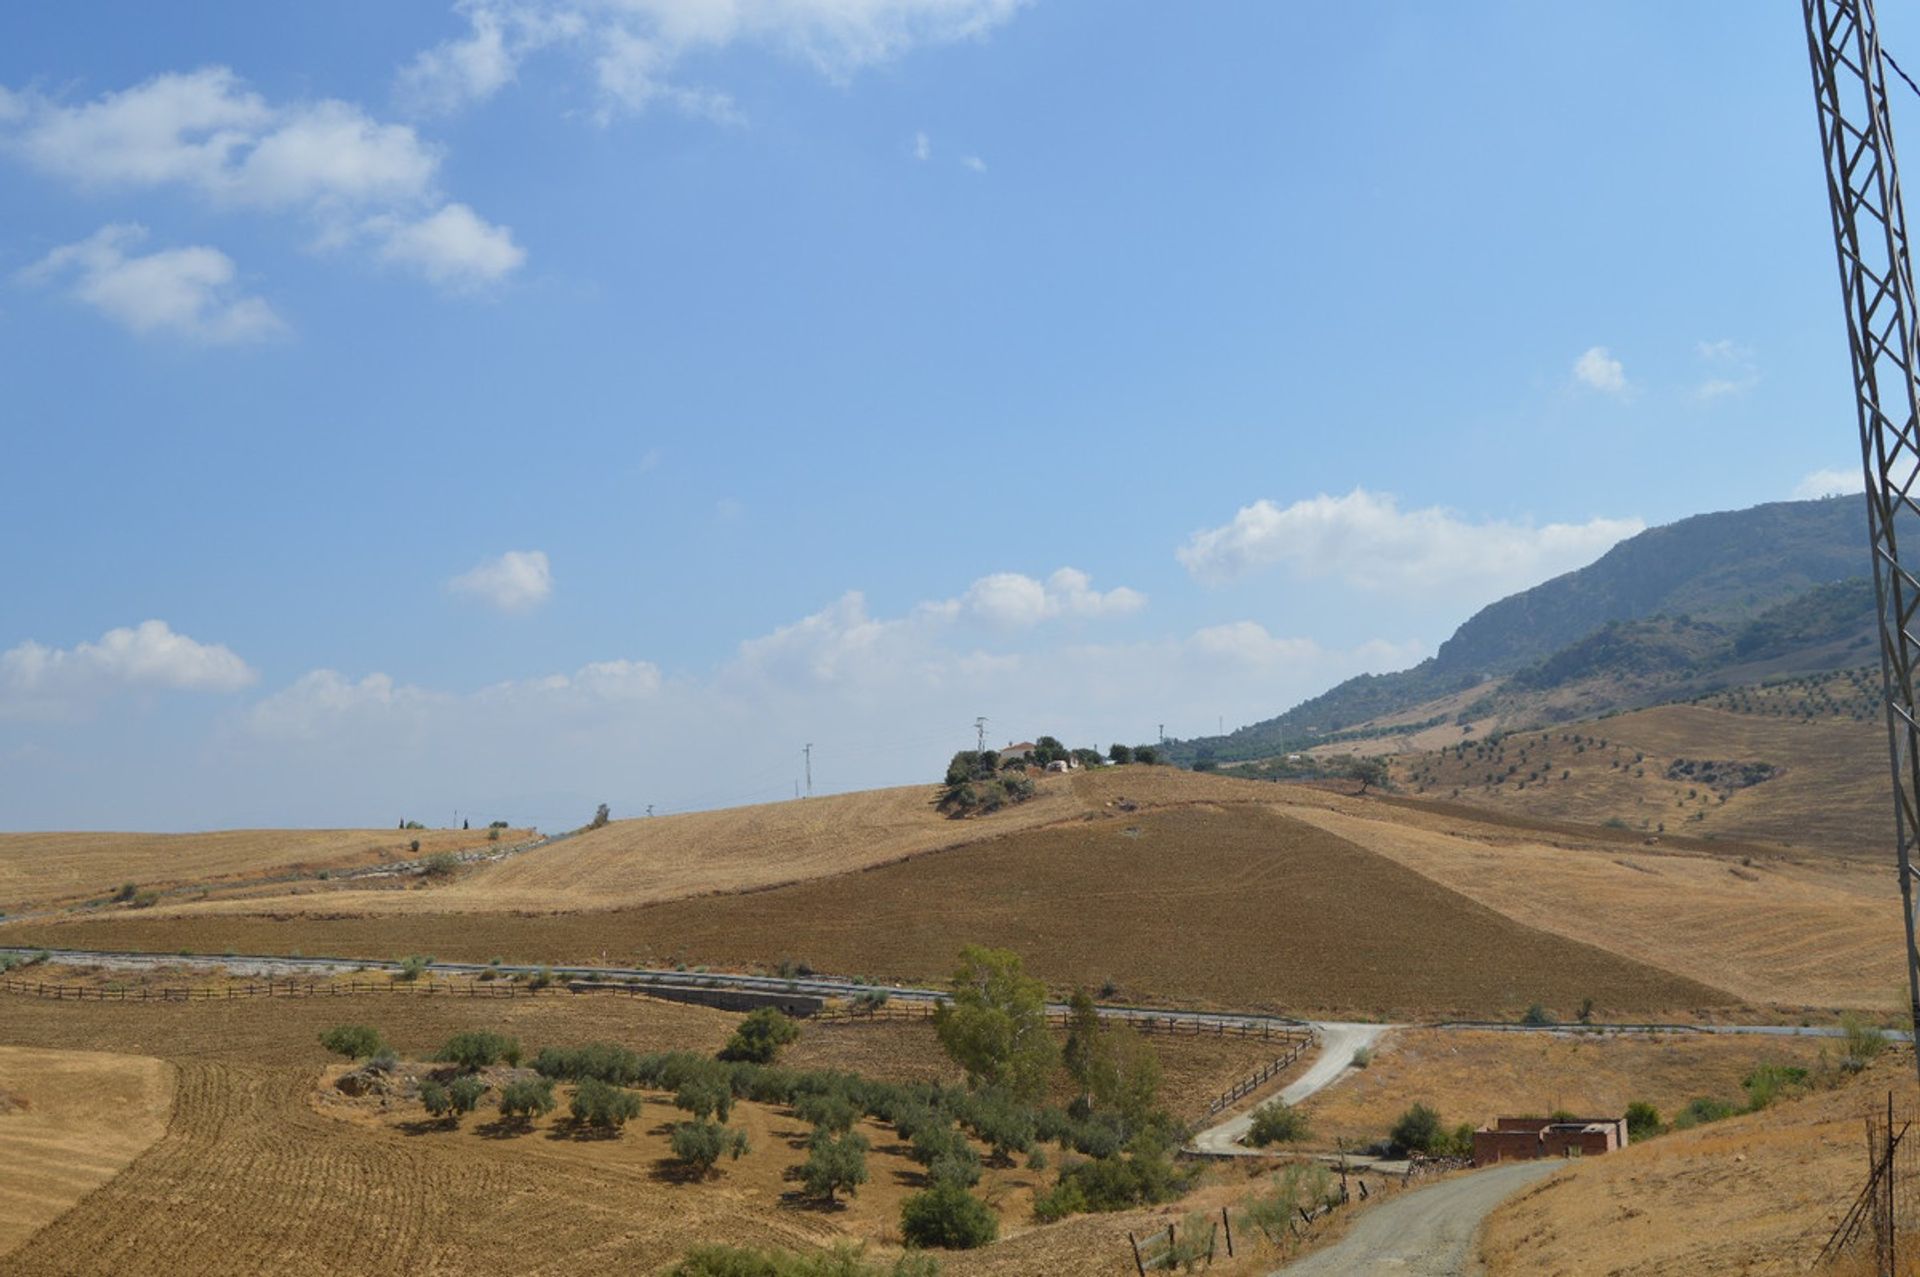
(1805, 0, 1920, 1077)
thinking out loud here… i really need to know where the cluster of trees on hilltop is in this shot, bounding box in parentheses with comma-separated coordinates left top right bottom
(939, 737, 1163, 817)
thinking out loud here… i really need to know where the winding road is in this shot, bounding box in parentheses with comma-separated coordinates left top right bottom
(1274, 1160, 1559, 1275)
(1190, 1021, 1390, 1155)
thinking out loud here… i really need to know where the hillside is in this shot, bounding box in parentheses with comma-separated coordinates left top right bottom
(1170, 497, 1867, 765)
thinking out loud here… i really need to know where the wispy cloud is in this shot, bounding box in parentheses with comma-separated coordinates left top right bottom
(913, 129, 930, 161)
(1692, 338, 1758, 401)
(448, 549, 553, 612)
(19, 223, 285, 343)
(2, 620, 256, 720)
(1572, 345, 1627, 395)
(1794, 466, 1861, 500)
(961, 154, 987, 173)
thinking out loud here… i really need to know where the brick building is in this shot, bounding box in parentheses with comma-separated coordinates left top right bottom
(1471, 1115, 1627, 1167)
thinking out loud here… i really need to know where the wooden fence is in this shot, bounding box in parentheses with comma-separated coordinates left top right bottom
(1204, 1030, 1318, 1116)
(0, 977, 613, 1002)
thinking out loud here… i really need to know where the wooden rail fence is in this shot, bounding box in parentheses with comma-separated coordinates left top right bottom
(1204, 1030, 1318, 1116)
(0, 977, 630, 1002)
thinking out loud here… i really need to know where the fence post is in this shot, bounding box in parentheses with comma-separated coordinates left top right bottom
(1222, 1206, 1234, 1258)
(1207, 1221, 1217, 1263)
(1128, 1232, 1145, 1277)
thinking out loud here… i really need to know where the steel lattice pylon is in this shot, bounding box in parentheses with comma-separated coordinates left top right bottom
(1806, 0, 1920, 1079)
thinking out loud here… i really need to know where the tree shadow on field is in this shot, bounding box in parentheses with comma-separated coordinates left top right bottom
(396, 1117, 460, 1137)
(776, 1183, 849, 1214)
(474, 1117, 540, 1140)
(546, 1118, 622, 1142)
(649, 1158, 714, 1185)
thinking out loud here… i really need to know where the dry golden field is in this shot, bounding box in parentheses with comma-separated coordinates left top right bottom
(1480, 1047, 1920, 1276)
(0, 827, 530, 912)
(1297, 1028, 1831, 1150)
(1273, 794, 1904, 1010)
(1388, 705, 1891, 858)
(0, 1044, 175, 1261)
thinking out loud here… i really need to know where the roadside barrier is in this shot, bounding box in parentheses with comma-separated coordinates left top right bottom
(1204, 1031, 1319, 1116)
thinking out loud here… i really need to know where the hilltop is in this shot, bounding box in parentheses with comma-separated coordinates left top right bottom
(1169, 497, 1867, 766)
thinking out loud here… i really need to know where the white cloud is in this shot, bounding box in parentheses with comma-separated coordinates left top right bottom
(1572, 345, 1627, 395)
(0, 68, 519, 290)
(913, 129, 930, 161)
(20, 224, 284, 343)
(960, 154, 986, 173)
(953, 568, 1145, 628)
(1692, 338, 1757, 401)
(1794, 466, 1862, 500)
(402, 0, 1031, 121)
(1, 620, 256, 718)
(373, 202, 525, 287)
(448, 549, 554, 612)
(1177, 488, 1643, 602)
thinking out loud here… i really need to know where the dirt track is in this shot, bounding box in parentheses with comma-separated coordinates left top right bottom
(1277, 1160, 1560, 1275)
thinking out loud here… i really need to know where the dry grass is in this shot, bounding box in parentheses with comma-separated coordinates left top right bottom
(1273, 796, 1904, 1010)
(1480, 1048, 1920, 1276)
(1389, 706, 1892, 859)
(1298, 1028, 1831, 1150)
(0, 1044, 175, 1262)
(0, 827, 530, 911)
(17, 804, 1729, 1019)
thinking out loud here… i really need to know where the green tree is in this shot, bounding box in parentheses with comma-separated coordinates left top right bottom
(1624, 1100, 1662, 1141)
(498, 1077, 556, 1125)
(720, 1007, 801, 1064)
(795, 1091, 857, 1134)
(1108, 744, 1133, 764)
(318, 1024, 385, 1061)
(801, 1130, 871, 1204)
(436, 1030, 522, 1071)
(570, 1077, 643, 1130)
(675, 1073, 735, 1123)
(932, 946, 1057, 1102)
(672, 1120, 750, 1176)
(899, 1183, 998, 1250)
(1348, 756, 1388, 795)
(1061, 989, 1103, 1101)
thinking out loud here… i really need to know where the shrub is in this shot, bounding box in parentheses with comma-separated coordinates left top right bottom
(113, 882, 138, 902)
(1350, 1047, 1373, 1069)
(318, 1024, 385, 1061)
(498, 1077, 556, 1123)
(1742, 1063, 1809, 1111)
(130, 890, 161, 909)
(448, 1075, 485, 1115)
(487, 828, 501, 842)
(591, 803, 611, 829)
(525, 966, 554, 990)
(1238, 1163, 1339, 1244)
(1519, 1003, 1556, 1027)
(721, 1008, 801, 1064)
(1049, 1139, 1188, 1214)
(1841, 1013, 1889, 1071)
(570, 1077, 643, 1130)
(671, 1120, 749, 1176)
(395, 954, 433, 982)
(409, 839, 421, 854)
(1389, 1103, 1445, 1155)
(899, 1183, 998, 1249)
(1624, 1100, 1662, 1140)
(1671, 1096, 1737, 1130)
(1245, 1099, 1309, 1147)
(437, 1030, 522, 1071)
(801, 1130, 871, 1203)
(422, 852, 460, 878)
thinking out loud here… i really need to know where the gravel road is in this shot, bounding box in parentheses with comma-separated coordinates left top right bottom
(1190, 1022, 1390, 1155)
(1275, 1160, 1559, 1275)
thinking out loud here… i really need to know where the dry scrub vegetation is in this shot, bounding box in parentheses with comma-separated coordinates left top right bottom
(1481, 1047, 1920, 1275)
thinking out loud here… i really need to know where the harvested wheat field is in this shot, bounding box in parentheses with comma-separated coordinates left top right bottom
(1480, 1047, 1920, 1275)
(0, 827, 531, 912)
(1274, 796, 1905, 1011)
(0, 989, 1263, 1275)
(1298, 1028, 1831, 1150)
(0, 1044, 175, 1261)
(14, 804, 1731, 1018)
(1390, 705, 1892, 859)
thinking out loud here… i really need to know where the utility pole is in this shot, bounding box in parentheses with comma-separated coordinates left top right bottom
(1805, 0, 1920, 1083)
(803, 743, 813, 797)
(1159, 723, 1165, 744)
(975, 716, 987, 753)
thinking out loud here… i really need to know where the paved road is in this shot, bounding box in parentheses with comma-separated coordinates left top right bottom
(1191, 1022, 1391, 1155)
(1275, 1160, 1559, 1276)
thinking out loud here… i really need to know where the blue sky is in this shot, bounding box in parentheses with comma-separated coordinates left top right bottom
(0, 2, 1893, 831)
